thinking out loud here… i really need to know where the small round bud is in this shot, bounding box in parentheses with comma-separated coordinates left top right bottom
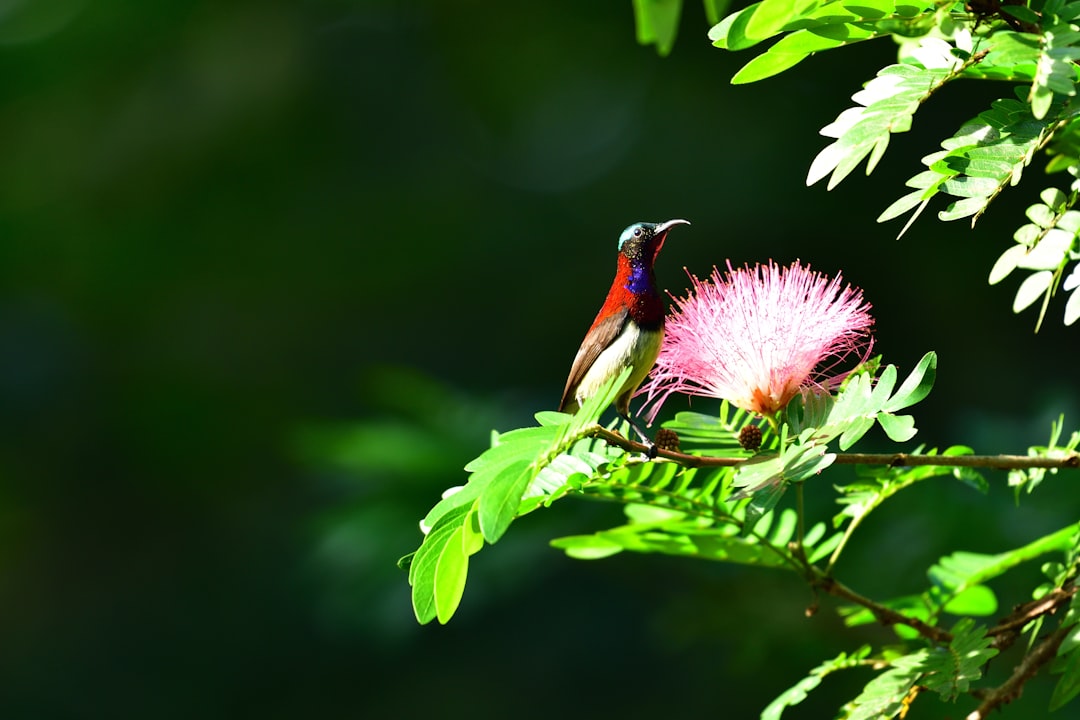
(653, 428, 681, 452)
(738, 424, 763, 452)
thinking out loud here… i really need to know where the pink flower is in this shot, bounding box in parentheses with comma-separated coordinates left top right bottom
(640, 261, 873, 420)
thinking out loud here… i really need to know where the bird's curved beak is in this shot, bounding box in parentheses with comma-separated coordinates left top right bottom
(652, 218, 689, 256)
(655, 218, 691, 236)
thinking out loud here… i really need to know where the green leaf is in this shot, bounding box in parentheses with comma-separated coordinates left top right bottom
(927, 524, 1080, 614)
(550, 534, 625, 559)
(732, 454, 785, 495)
(461, 505, 485, 555)
(1065, 281, 1080, 325)
(553, 515, 799, 568)
(625, 502, 687, 523)
(839, 415, 876, 450)
(408, 367, 638, 624)
(633, 0, 683, 56)
(883, 351, 937, 412)
(844, 650, 927, 720)
(744, 0, 816, 42)
(809, 49, 968, 190)
(921, 619, 997, 700)
(703, 0, 734, 26)
(732, 22, 879, 83)
(877, 412, 916, 442)
(662, 402, 769, 454)
(409, 505, 473, 624)
(1051, 640, 1080, 710)
(1013, 270, 1054, 312)
(476, 458, 539, 543)
(882, 95, 1071, 232)
(535, 410, 572, 426)
(1042, 186, 1068, 210)
(732, 50, 810, 84)
(989, 244, 1029, 284)
(742, 479, 787, 530)
(433, 524, 470, 624)
(1029, 24, 1080, 120)
(761, 646, 872, 720)
(709, 2, 760, 51)
(942, 584, 998, 616)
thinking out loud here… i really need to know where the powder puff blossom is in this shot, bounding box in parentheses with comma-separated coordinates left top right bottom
(640, 261, 873, 420)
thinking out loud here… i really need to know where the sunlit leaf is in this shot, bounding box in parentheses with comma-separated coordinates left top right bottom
(761, 646, 872, 720)
(1013, 270, 1054, 312)
(550, 534, 625, 559)
(433, 524, 469, 623)
(877, 412, 916, 442)
(633, 0, 683, 56)
(942, 585, 998, 616)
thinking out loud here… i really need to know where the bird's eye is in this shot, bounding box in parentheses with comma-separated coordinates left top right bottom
(634, 227, 643, 238)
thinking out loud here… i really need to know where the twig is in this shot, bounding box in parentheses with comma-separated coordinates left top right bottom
(810, 572, 955, 645)
(987, 586, 1076, 650)
(966, 623, 1074, 720)
(590, 427, 1080, 471)
(833, 452, 1080, 470)
(592, 425, 1079, 650)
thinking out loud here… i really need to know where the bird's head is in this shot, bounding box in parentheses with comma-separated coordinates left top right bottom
(617, 219, 690, 265)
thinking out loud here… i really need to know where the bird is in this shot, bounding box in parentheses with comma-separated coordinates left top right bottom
(558, 219, 689, 455)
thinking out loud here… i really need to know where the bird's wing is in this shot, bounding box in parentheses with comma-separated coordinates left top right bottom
(558, 308, 629, 412)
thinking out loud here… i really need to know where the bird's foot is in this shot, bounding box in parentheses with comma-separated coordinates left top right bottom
(621, 413, 659, 459)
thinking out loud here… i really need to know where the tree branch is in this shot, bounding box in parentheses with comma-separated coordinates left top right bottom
(590, 427, 1080, 471)
(966, 623, 1074, 720)
(987, 586, 1077, 650)
(810, 572, 955, 644)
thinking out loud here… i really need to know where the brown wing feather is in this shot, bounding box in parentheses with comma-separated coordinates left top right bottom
(558, 309, 629, 412)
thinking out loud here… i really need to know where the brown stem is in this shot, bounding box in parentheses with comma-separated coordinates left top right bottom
(966, 623, 1073, 720)
(833, 452, 1079, 470)
(811, 573, 955, 645)
(986, 586, 1076, 650)
(591, 427, 1080, 471)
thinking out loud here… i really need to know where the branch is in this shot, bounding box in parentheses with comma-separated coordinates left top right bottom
(590, 427, 1080, 471)
(987, 586, 1077, 650)
(810, 572, 955, 645)
(967, 623, 1073, 720)
(833, 452, 1080, 470)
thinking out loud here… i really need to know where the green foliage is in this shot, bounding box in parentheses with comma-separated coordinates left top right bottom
(662, 400, 773, 454)
(401, 3, 1080, 716)
(633, 0, 685, 56)
(761, 645, 873, 720)
(708, 0, 941, 82)
(788, 351, 937, 448)
(807, 40, 975, 192)
(405, 367, 635, 624)
(878, 93, 1072, 233)
(406, 328, 1080, 716)
(634, 0, 1080, 327)
(551, 504, 842, 569)
(1050, 534, 1080, 709)
(407, 354, 943, 624)
(843, 523, 1079, 636)
(1008, 414, 1080, 495)
(834, 620, 996, 720)
(990, 185, 1080, 328)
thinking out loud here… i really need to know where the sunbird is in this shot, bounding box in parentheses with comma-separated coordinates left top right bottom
(558, 219, 689, 454)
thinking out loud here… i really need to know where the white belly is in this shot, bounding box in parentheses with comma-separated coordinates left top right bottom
(574, 322, 663, 411)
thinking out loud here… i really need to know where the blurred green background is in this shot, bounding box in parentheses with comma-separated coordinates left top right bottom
(2, 1, 1078, 718)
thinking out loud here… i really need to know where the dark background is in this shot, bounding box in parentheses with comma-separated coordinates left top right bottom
(1, 1, 1077, 718)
